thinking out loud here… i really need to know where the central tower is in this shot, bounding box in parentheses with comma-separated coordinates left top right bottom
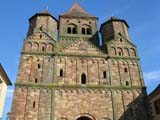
(10, 2, 150, 120)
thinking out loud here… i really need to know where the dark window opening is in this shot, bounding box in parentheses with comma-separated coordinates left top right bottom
(82, 28, 85, 34)
(40, 34, 42, 39)
(67, 27, 71, 34)
(38, 64, 41, 69)
(154, 99, 160, 114)
(42, 47, 45, 51)
(124, 68, 128, 73)
(119, 52, 122, 56)
(73, 27, 77, 34)
(60, 69, 63, 77)
(35, 78, 38, 83)
(126, 81, 129, 86)
(33, 101, 36, 108)
(87, 28, 91, 35)
(81, 73, 87, 84)
(77, 116, 92, 120)
(103, 71, 107, 78)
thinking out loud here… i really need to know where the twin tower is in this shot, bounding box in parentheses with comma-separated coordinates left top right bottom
(10, 2, 150, 120)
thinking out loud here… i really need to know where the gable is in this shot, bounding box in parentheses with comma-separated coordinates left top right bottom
(61, 40, 104, 55)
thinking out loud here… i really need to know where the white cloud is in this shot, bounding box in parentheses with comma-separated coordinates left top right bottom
(143, 71, 160, 94)
(144, 71, 160, 81)
(6, 88, 14, 98)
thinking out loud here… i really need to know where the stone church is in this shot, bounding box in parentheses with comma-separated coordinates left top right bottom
(10, 2, 150, 120)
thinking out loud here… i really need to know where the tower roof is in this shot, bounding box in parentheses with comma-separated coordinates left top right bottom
(29, 10, 58, 22)
(60, 2, 97, 18)
(100, 16, 129, 32)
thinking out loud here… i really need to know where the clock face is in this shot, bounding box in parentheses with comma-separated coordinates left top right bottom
(79, 43, 87, 51)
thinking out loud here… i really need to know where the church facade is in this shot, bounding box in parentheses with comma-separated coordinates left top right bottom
(10, 3, 150, 120)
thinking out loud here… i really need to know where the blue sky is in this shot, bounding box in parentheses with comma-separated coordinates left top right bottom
(0, 0, 160, 118)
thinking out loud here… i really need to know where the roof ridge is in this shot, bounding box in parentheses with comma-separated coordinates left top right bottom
(60, 2, 96, 18)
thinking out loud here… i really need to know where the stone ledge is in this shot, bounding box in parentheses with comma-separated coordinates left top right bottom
(15, 82, 144, 90)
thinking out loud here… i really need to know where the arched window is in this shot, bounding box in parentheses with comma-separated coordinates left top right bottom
(81, 25, 92, 35)
(67, 24, 77, 34)
(67, 27, 71, 34)
(60, 69, 63, 77)
(103, 71, 107, 78)
(126, 81, 129, 86)
(81, 73, 87, 84)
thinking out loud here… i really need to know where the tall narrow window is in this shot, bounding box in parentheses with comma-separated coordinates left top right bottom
(67, 24, 77, 34)
(87, 28, 91, 35)
(81, 73, 86, 84)
(82, 28, 85, 34)
(33, 101, 36, 108)
(60, 69, 63, 77)
(42, 47, 45, 51)
(40, 34, 42, 39)
(103, 71, 107, 78)
(126, 81, 129, 86)
(73, 27, 77, 34)
(124, 68, 128, 73)
(119, 52, 122, 56)
(35, 78, 38, 83)
(38, 64, 41, 69)
(67, 27, 71, 34)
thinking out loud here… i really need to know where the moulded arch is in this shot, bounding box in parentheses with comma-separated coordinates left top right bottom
(25, 42, 32, 51)
(110, 47, 116, 56)
(40, 43, 47, 51)
(67, 23, 77, 34)
(47, 43, 54, 52)
(32, 42, 39, 51)
(117, 47, 123, 56)
(130, 48, 136, 56)
(123, 48, 130, 56)
(76, 114, 95, 120)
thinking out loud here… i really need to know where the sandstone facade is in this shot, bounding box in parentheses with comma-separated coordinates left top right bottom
(10, 2, 150, 120)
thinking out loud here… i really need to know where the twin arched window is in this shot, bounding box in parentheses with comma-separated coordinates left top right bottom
(67, 24, 77, 34)
(82, 25, 92, 35)
(67, 24, 92, 35)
